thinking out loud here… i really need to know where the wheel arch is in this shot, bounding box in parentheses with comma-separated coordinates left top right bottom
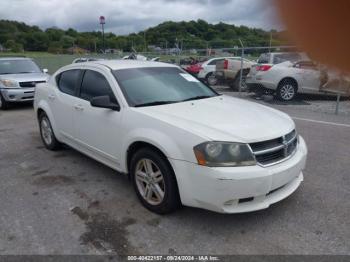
(277, 77, 299, 91)
(126, 141, 170, 175)
(126, 140, 182, 205)
(35, 101, 59, 139)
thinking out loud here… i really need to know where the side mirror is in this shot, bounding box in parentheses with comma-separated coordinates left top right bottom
(90, 96, 120, 111)
(43, 68, 49, 73)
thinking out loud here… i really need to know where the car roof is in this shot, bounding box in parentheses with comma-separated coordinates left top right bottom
(0, 57, 31, 61)
(81, 60, 177, 70)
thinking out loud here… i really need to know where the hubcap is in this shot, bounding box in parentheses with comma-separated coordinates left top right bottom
(280, 84, 295, 100)
(207, 75, 217, 85)
(135, 158, 165, 205)
(41, 117, 53, 145)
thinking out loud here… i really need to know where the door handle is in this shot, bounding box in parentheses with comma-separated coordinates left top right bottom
(74, 104, 84, 111)
(48, 94, 55, 100)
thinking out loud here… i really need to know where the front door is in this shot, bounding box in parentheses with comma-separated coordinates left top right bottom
(73, 68, 123, 168)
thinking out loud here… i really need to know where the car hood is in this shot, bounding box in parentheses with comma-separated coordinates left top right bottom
(136, 95, 295, 143)
(0, 72, 49, 82)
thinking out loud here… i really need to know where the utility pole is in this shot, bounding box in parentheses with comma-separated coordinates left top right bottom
(99, 16, 106, 53)
(238, 39, 244, 96)
(269, 31, 272, 53)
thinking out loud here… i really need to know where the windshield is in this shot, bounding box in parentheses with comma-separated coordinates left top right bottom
(0, 59, 41, 74)
(113, 67, 218, 107)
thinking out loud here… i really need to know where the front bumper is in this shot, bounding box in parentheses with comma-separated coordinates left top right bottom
(0, 88, 35, 102)
(170, 136, 307, 213)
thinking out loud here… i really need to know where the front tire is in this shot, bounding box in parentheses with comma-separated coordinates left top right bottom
(0, 93, 9, 110)
(276, 80, 297, 101)
(130, 148, 181, 214)
(39, 112, 61, 150)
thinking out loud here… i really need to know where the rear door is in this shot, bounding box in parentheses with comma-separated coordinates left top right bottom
(73, 68, 123, 168)
(50, 69, 82, 141)
(205, 58, 223, 73)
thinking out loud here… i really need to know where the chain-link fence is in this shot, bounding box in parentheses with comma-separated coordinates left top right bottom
(1, 45, 348, 115)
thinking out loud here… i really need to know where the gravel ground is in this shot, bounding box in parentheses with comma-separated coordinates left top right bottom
(0, 97, 349, 256)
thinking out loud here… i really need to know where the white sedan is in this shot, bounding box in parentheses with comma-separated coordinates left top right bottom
(34, 60, 307, 214)
(246, 52, 337, 101)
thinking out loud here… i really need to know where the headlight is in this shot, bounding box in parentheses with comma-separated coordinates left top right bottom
(0, 79, 18, 88)
(193, 142, 256, 167)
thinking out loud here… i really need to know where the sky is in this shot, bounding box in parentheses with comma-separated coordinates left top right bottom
(0, 0, 281, 34)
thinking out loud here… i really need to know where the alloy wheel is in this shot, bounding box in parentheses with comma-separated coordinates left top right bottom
(280, 84, 295, 100)
(41, 117, 53, 145)
(207, 74, 218, 86)
(135, 158, 165, 205)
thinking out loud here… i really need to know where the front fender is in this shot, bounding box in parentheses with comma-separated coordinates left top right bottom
(120, 127, 187, 172)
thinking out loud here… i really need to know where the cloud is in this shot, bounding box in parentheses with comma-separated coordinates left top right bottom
(0, 0, 281, 34)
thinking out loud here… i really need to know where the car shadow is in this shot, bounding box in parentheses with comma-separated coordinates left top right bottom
(3, 102, 33, 111)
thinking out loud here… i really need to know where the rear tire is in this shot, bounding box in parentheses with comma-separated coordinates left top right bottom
(276, 80, 297, 101)
(206, 72, 218, 86)
(230, 73, 247, 91)
(130, 148, 181, 214)
(39, 112, 61, 150)
(0, 93, 9, 110)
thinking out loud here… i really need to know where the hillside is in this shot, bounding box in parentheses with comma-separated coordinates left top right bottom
(0, 19, 289, 53)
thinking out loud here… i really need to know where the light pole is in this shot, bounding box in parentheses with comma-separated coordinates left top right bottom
(99, 16, 106, 54)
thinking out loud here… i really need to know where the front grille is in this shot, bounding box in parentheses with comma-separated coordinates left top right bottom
(249, 130, 298, 166)
(19, 80, 46, 88)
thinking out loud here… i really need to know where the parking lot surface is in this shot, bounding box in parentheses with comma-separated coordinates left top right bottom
(0, 92, 349, 255)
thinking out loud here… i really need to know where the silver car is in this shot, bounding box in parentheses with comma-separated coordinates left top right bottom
(0, 57, 48, 109)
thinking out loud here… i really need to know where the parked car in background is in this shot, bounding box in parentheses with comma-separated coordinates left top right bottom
(72, 57, 105, 63)
(197, 57, 236, 86)
(34, 60, 307, 214)
(215, 57, 255, 90)
(184, 62, 203, 75)
(122, 54, 148, 61)
(246, 52, 346, 101)
(0, 57, 48, 109)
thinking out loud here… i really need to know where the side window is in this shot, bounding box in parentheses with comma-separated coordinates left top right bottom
(80, 70, 116, 102)
(57, 69, 80, 96)
(208, 59, 222, 65)
(257, 54, 270, 64)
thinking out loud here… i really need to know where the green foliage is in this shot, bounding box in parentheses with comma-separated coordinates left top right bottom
(4, 39, 23, 52)
(0, 19, 289, 53)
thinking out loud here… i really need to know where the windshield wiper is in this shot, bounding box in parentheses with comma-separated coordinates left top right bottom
(134, 100, 179, 107)
(182, 95, 215, 102)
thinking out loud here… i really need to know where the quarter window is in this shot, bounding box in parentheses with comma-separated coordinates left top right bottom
(57, 69, 80, 96)
(80, 70, 116, 101)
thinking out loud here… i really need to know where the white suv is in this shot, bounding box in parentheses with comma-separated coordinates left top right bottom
(34, 60, 307, 214)
(197, 57, 236, 85)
